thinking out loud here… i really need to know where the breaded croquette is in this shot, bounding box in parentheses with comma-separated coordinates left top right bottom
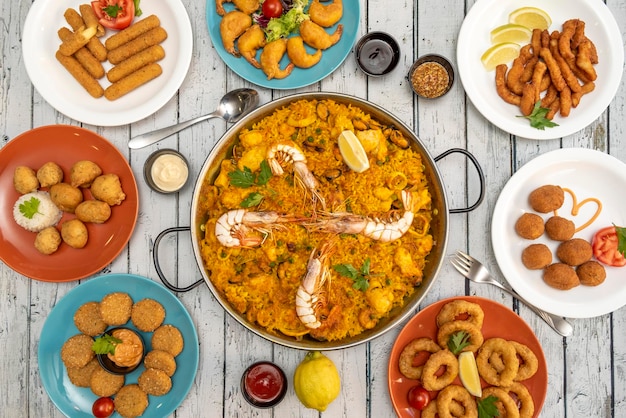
(61, 334, 95, 368)
(528, 185, 564, 213)
(100, 292, 133, 325)
(74, 301, 107, 336)
(131, 298, 166, 332)
(545, 216, 575, 241)
(67, 357, 100, 387)
(138, 367, 172, 396)
(521, 243, 552, 270)
(577, 260, 606, 286)
(90, 367, 125, 397)
(556, 238, 593, 266)
(114, 384, 149, 418)
(151, 324, 184, 357)
(543, 263, 579, 290)
(515, 212, 545, 239)
(144, 350, 177, 377)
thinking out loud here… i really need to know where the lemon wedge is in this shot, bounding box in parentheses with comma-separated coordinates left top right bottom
(490, 23, 532, 45)
(480, 42, 521, 71)
(338, 130, 370, 173)
(509, 6, 552, 30)
(458, 351, 482, 397)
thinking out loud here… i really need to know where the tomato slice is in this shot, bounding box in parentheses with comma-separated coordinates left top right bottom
(592, 226, 626, 267)
(91, 0, 135, 30)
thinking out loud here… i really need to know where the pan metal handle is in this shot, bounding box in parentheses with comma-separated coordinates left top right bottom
(153, 226, 204, 293)
(434, 148, 485, 214)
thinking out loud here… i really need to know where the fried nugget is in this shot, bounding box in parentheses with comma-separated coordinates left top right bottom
(144, 350, 177, 377)
(577, 260, 606, 286)
(35, 227, 62, 255)
(74, 301, 107, 336)
(50, 183, 84, 213)
(556, 238, 592, 266)
(138, 368, 172, 396)
(100, 292, 133, 325)
(37, 162, 64, 188)
(75, 200, 112, 224)
(545, 216, 575, 241)
(522, 244, 552, 270)
(528, 185, 564, 213)
(543, 263, 579, 290)
(90, 367, 125, 397)
(61, 334, 95, 368)
(70, 160, 102, 188)
(515, 213, 545, 239)
(67, 357, 100, 387)
(131, 298, 166, 332)
(61, 219, 88, 249)
(14, 166, 40, 194)
(114, 384, 148, 418)
(151, 324, 184, 357)
(91, 174, 126, 206)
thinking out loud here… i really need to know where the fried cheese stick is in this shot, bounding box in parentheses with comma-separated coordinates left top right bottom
(104, 62, 162, 100)
(105, 15, 161, 51)
(55, 50, 104, 98)
(58, 26, 97, 56)
(107, 44, 165, 83)
(107, 26, 168, 65)
(58, 27, 105, 79)
(64, 8, 107, 61)
(79, 4, 105, 37)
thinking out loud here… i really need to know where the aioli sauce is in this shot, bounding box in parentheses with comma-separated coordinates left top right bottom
(241, 362, 287, 407)
(150, 153, 188, 192)
(107, 328, 144, 368)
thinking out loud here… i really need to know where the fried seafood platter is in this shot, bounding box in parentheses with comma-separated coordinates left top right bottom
(388, 296, 547, 418)
(191, 95, 450, 349)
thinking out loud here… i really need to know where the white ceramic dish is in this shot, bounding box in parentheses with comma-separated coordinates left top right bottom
(491, 148, 626, 318)
(22, 0, 193, 126)
(457, 0, 623, 140)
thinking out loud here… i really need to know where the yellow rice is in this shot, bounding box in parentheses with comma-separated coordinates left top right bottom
(196, 99, 434, 342)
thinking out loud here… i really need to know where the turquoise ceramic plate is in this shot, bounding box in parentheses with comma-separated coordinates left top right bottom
(38, 274, 199, 417)
(206, 0, 360, 89)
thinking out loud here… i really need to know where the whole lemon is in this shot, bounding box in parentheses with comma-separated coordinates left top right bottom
(293, 351, 341, 412)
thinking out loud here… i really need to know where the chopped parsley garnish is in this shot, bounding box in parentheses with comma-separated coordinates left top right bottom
(333, 258, 374, 291)
(240, 192, 264, 208)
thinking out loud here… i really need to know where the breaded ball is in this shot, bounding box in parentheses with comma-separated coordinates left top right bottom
(61, 219, 88, 249)
(577, 260, 606, 286)
(100, 292, 133, 325)
(61, 334, 95, 368)
(70, 160, 102, 188)
(131, 298, 166, 332)
(556, 238, 593, 266)
(37, 162, 64, 188)
(515, 213, 545, 239)
(75, 200, 112, 224)
(74, 301, 107, 336)
(114, 384, 148, 418)
(34, 226, 62, 255)
(13, 166, 40, 194)
(67, 357, 100, 387)
(528, 185, 564, 213)
(543, 263, 580, 290)
(151, 324, 184, 357)
(91, 174, 126, 206)
(90, 367, 125, 397)
(50, 183, 84, 213)
(144, 350, 177, 377)
(545, 216, 575, 241)
(138, 367, 172, 396)
(521, 244, 552, 270)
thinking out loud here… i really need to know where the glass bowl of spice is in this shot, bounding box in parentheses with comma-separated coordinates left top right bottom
(355, 32, 401, 77)
(408, 54, 454, 99)
(144, 149, 189, 194)
(241, 361, 288, 408)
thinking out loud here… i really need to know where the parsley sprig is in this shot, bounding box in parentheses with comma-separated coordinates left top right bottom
(615, 225, 626, 257)
(517, 101, 559, 130)
(448, 331, 471, 355)
(333, 258, 374, 291)
(91, 334, 122, 355)
(19, 197, 42, 219)
(477, 395, 500, 418)
(228, 160, 272, 188)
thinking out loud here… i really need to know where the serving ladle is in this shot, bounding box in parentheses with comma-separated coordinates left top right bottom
(128, 88, 259, 149)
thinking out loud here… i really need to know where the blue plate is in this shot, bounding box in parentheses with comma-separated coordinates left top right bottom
(38, 274, 199, 417)
(206, 0, 360, 89)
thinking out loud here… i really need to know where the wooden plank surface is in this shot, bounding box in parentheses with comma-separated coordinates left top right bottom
(1, 0, 625, 416)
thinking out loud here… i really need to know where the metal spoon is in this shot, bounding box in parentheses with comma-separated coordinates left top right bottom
(128, 88, 259, 149)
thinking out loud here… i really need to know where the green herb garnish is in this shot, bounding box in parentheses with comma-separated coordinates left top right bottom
(516, 101, 559, 130)
(477, 395, 500, 418)
(333, 258, 373, 291)
(103, 5, 123, 17)
(19, 197, 42, 219)
(92, 334, 122, 355)
(134, 0, 142, 16)
(228, 161, 272, 188)
(241, 192, 264, 208)
(615, 225, 626, 257)
(448, 331, 471, 355)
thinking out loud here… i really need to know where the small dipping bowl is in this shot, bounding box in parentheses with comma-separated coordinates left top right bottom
(355, 32, 401, 77)
(144, 149, 189, 194)
(96, 327, 145, 375)
(408, 54, 455, 99)
(241, 361, 288, 408)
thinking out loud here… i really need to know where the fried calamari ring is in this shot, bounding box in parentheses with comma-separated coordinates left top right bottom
(509, 341, 539, 381)
(437, 321, 484, 353)
(482, 387, 520, 418)
(507, 382, 535, 418)
(476, 338, 519, 387)
(422, 399, 466, 418)
(436, 385, 478, 418)
(421, 349, 459, 391)
(398, 337, 441, 379)
(436, 300, 485, 329)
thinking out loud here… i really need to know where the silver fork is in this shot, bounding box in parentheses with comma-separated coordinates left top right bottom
(450, 250, 573, 337)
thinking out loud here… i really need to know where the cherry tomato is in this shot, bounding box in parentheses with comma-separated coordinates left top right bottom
(91, 0, 135, 30)
(92, 397, 114, 418)
(592, 226, 626, 267)
(407, 385, 430, 410)
(262, 0, 283, 19)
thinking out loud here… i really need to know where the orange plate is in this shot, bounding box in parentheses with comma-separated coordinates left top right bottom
(388, 296, 547, 417)
(0, 125, 138, 282)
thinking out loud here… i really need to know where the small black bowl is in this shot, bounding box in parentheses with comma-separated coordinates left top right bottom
(241, 361, 288, 408)
(355, 32, 401, 77)
(96, 327, 145, 375)
(143, 149, 189, 194)
(408, 54, 455, 99)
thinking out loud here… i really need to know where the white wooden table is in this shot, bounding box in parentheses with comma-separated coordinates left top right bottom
(2, 0, 625, 417)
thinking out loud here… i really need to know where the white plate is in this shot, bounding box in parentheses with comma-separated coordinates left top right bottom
(22, 0, 193, 126)
(492, 149, 626, 318)
(457, 0, 624, 140)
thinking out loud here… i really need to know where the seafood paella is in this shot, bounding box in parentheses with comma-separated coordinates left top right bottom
(196, 98, 435, 342)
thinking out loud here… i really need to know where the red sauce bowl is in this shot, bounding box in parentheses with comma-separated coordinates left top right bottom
(241, 361, 288, 408)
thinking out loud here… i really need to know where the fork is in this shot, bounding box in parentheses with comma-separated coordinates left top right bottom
(450, 250, 573, 337)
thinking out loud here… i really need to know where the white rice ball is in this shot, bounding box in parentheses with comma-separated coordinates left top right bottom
(13, 191, 63, 232)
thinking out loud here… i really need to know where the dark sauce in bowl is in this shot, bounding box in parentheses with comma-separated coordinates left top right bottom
(241, 361, 287, 408)
(355, 32, 401, 76)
